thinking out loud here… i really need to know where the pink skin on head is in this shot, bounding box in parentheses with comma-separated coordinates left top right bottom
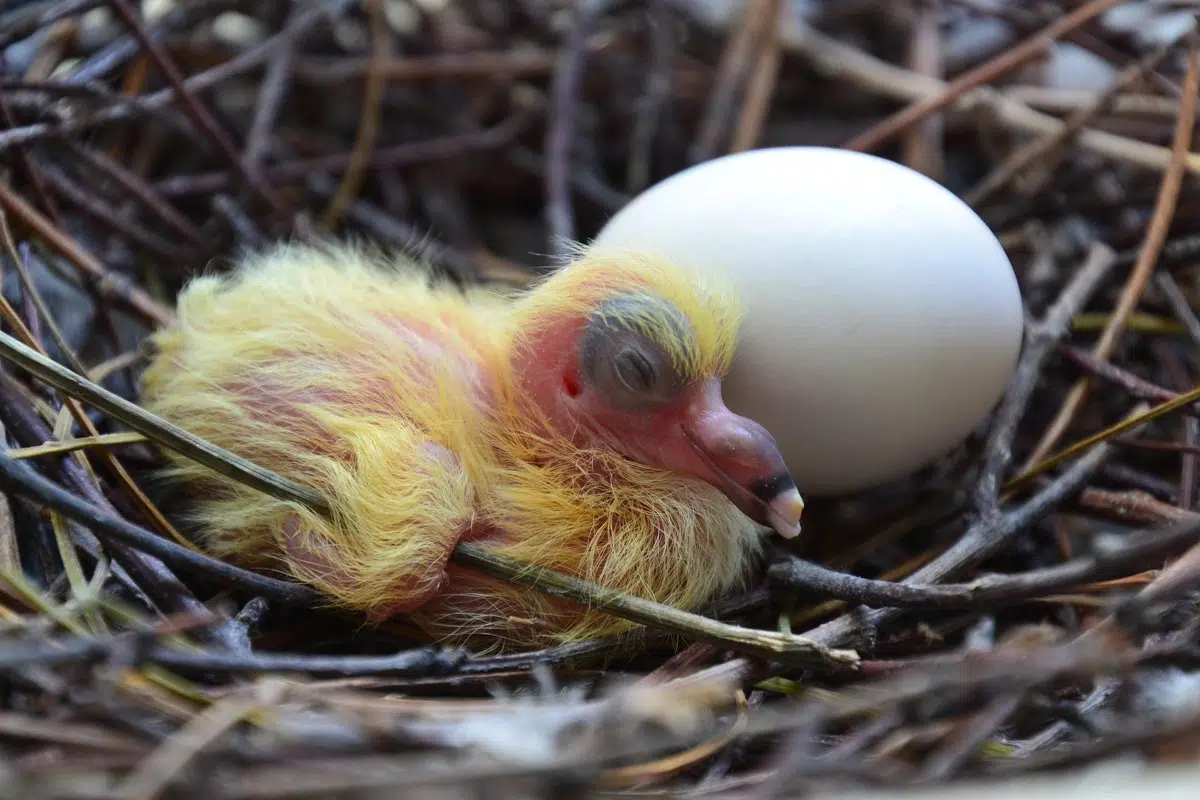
(510, 314, 804, 539)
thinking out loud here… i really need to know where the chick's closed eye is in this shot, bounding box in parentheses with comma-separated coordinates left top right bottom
(578, 294, 689, 411)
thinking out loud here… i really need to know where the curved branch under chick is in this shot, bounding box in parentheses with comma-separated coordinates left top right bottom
(141, 243, 804, 652)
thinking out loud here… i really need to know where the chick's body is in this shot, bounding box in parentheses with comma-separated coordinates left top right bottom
(142, 244, 779, 651)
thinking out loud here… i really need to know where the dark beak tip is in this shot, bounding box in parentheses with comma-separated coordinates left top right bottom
(748, 472, 798, 503)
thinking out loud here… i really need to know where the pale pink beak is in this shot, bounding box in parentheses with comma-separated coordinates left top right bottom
(679, 380, 804, 539)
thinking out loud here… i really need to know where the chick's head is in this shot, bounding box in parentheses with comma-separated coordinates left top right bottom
(508, 248, 804, 539)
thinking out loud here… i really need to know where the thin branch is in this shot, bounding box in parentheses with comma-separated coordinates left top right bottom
(452, 541, 859, 669)
(1155, 271, 1200, 352)
(0, 211, 192, 553)
(690, 0, 759, 162)
(1008, 387, 1200, 493)
(155, 116, 530, 198)
(65, 0, 245, 84)
(1021, 36, 1200, 470)
(1057, 343, 1196, 410)
(769, 514, 1200, 611)
(63, 140, 208, 251)
(0, 182, 173, 328)
(842, 0, 1129, 152)
(150, 644, 466, 677)
(964, 29, 1189, 207)
(801, 444, 1111, 649)
(0, 0, 103, 50)
(624, 0, 674, 193)
(974, 244, 1118, 509)
(243, 4, 304, 169)
(784, 19, 1200, 176)
(320, 0, 390, 230)
(106, 0, 287, 216)
(0, 329, 330, 514)
(0, 452, 320, 607)
(728, 0, 784, 154)
(7, 431, 146, 460)
(901, 0, 945, 180)
(545, 0, 612, 261)
(39, 165, 193, 264)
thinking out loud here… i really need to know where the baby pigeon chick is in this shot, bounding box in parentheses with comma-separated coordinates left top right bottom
(141, 243, 803, 651)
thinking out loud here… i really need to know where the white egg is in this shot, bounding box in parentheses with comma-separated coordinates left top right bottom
(593, 146, 1024, 497)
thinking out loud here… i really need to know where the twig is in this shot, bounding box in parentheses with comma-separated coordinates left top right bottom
(1113, 537, 1200, 630)
(149, 644, 466, 677)
(0, 373, 142, 608)
(155, 116, 530, 198)
(0, 182, 173, 327)
(113, 693, 260, 800)
(964, 30, 1189, 207)
(1155, 271, 1200, 352)
(1079, 487, 1196, 527)
(0, 59, 60, 225)
(0, 452, 320, 607)
(39, 165, 193, 264)
(784, 19, 1200, 176)
(946, 0, 1185, 97)
(1156, 342, 1197, 510)
(1057, 343, 1195, 410)
(302, 171, 481, 280)
(0, 328, 330, 514)
(902, 0, 945, 179)
(0, 80, 194, 153)
(1117, 438, 1200, 458)
(975, 244, 1118, 509)
(986, 707, 1200, 776)
(690, 0, 760, 162)
(1008, 387, 1200, 493)
(7, 431, 146, 460)
(1008, 678, 1119, 757)
(63, 140, 208, 252)
(1021, 37, 1200, 471)
(509, 143, 630, 212)
(452, 541, 859, 669)
(0, 211, 191, 553)
(65, 0, 244, 84)
(768, 513, 1200, 611)
(545, 0, 612, 261)
(106, 0, 287, 216)
(624, 0, 673, 193)
(0, 0, 102, 51)
(211, 194, 267, 249)
(1004, 85, 1184, 117)
(243, 5, 303, 170)
(843, 0, 1128, 152)
(458, 636, 641, 675)
(918, 694, 1022, 782)
(728, 0, 783, 154)
(320, 0, 389, 230)
(292, 40, 615, 84)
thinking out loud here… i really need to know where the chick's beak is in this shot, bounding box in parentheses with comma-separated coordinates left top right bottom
(680, 380, 804, 539)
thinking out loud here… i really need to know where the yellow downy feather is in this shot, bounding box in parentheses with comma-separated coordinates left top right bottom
(141, 241, 764, 652)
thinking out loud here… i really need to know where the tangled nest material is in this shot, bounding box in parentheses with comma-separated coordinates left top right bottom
(4, 1, 1200, 797)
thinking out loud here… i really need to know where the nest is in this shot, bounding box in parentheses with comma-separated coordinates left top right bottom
(2, 0, 1200, 797)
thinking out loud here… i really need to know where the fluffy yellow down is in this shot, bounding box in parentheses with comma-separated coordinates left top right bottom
(141, 241, 763, 652)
